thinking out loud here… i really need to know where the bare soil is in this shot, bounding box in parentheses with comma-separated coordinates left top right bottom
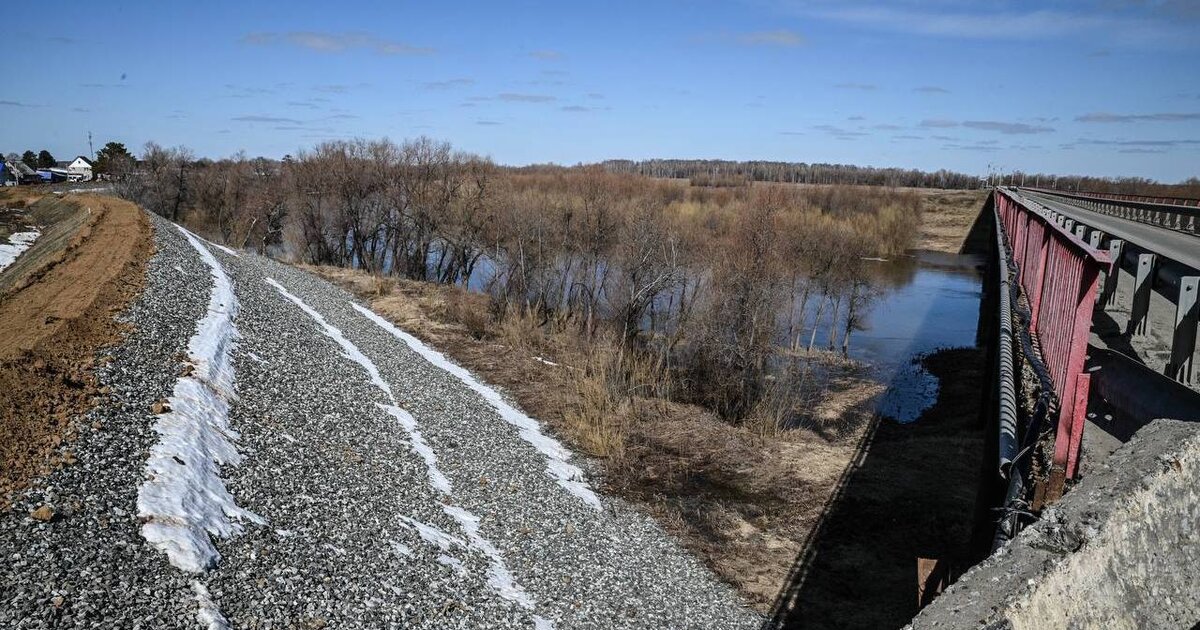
(307, 265, 884, 610)
(0, 191, 152, 506)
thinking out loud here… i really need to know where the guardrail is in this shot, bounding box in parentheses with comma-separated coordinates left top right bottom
(995, 188, 1111, 496)
(1023, 187, 1199, 235)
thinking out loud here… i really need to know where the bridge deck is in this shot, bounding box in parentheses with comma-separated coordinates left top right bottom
(1020, 190, 1200, 270)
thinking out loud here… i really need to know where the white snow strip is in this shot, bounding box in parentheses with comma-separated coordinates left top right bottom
(378, 403, 452, 494)
(398, 515, 466, 552)
(266, 278, 392, 396)
(533, 616, 556, 630)
(203, 237, 240, 257)
(137, 227, 262, 574)
(0, 229, 40, 272)
(269, 278, 546, 622)
(351, 302, 601, 510)
(442, 504, 534, 609)
(390, 540, 413, 557)
(191, 580, 230, 630)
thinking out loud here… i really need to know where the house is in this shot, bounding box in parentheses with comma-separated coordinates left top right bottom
(67, 155, 94, 182)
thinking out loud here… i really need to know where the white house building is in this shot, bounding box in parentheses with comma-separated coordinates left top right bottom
(67, 156, 94, 182)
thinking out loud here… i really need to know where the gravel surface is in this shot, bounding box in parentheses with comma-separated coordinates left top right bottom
(2, 212, 761, 629)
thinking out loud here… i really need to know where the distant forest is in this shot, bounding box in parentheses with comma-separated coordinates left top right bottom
(581, 158, 1200, 198)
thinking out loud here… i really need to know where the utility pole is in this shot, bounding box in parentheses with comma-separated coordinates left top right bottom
(88, 131, 94, 158)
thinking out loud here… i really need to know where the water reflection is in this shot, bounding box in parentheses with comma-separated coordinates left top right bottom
(853, 251, 983, 422)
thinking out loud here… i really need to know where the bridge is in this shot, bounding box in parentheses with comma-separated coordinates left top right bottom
(975, 186, 1200, 545)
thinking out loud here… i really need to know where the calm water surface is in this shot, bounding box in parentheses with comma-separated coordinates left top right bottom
(850, 251, 983, 422)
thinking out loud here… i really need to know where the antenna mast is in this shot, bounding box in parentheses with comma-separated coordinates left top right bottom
(88, 131, 94, 157)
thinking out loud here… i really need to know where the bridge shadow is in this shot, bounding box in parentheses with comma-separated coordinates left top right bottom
(761, 347, 989, 630)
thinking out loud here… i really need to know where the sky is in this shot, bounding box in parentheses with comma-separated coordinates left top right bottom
(3, 0, 1199, 182)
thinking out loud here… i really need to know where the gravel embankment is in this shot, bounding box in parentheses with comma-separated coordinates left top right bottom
(2, 211, 761, 628)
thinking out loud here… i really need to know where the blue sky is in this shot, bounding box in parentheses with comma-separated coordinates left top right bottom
(3, 0, 1199, 181)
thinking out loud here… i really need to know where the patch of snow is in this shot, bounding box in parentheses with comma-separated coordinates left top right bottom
(203, 238, 239, 257)
(533, 616, 557, 630)
(275, 529, 295, 538)
(351, 302, 601, 510)
(137, 226, 263, 574)
(378, 404, 451, 494)
(173, 264, 184, 273)
(438, 554, 468, 575)
(398, 515, 466, 552)
(389, 540, 413, 557)
(442, 504, 533, 609)
(280, 432, 296, 443)
(191, 580, 230, 630)
(244, 351, 265, 364)
(0, 229, 40, 272)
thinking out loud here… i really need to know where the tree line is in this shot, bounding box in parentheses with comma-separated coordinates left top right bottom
(104, 136, 923, 428)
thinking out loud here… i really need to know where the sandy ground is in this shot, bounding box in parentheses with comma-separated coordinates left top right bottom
(916, 189, 989, 254)
(0, 191, 151, 505)
(306, 265, 884, 611)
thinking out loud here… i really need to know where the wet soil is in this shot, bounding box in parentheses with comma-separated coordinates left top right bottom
(0, 192, 152, 506)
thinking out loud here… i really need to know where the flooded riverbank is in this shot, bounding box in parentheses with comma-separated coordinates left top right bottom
(849, 250, 984, 422)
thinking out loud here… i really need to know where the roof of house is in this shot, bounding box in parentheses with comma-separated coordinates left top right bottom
(71, 155, 94, 166)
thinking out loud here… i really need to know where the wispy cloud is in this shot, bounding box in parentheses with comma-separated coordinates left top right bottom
(0, 100, 33, 107)
(476, 120, 503, 126)
(1077, 138, 1200, 148)
(920, 119, 1054, 134)
(919, 119, 958, 128)
(496, 93, 556, 103)
(1076, 111, 1200, 123)
(804, 6, 1190, 47)
(243, 31, 434, 55)
(423, 78, 475, 90)
(529, 50, 564, 60)
(834, 82, 877, 91)
(778, 131, 806, 136)
(963, 120, 1054, 134)
(560, 105, 592, 112)
(813, 124, 867, 139)
(914, 85, 950, 94)
(232, 115, 304, 124)
(735, 30, 804, 47)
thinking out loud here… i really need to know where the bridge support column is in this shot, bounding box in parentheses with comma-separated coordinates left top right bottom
(1129, 253, 1157, 337)
(1167, 277, 1199, 386)
(1101, 239, 1124, 309)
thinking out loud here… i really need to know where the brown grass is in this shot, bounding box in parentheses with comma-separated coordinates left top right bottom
(306, 264, 884, 609)
(915, 189, 988, 253)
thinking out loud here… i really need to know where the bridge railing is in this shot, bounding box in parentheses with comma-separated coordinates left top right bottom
(1022, 187, 1199, 235)
(995, 188, 1110, 492)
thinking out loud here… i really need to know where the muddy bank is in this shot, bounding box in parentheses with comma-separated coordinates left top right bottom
(0, 193, 152, 505)
(763, 346, 988, 629)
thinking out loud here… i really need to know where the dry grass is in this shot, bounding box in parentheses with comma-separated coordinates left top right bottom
(306, 264, 884, 610)
(915, 189, 988, 253)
